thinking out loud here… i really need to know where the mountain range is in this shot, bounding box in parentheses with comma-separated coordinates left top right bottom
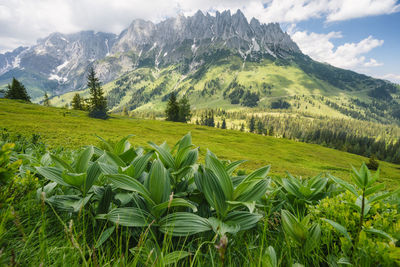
(0, 9, 399, 124)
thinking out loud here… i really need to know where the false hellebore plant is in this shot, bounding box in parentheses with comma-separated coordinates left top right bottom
(35, 133, 272, 258)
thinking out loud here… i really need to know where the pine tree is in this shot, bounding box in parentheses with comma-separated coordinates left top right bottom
(221, 118, 227, 129)
(268, 126, 274, 136)
(240, 123, 245, 132)
(165, 92, 180, 121)
(43, 92, 50, 106)
(178, 95, 191, 123)
(248, 116, 255, 133)
(87, 67, 107, 119)
(5, 77, 31, 102)
(217, 122, 220, 128)
(256, 120, 265, 134)
(71, 93, 83, 110)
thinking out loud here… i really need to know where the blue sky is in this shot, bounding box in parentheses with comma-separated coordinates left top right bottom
(286, 10, 400, 82)
(0, 0, 399, 83)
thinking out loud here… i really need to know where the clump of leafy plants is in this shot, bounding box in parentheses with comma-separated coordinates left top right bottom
(0, 132, 399, 266)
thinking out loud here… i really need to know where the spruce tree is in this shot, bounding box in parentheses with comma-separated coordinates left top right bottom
(221, 118, 227, 129)
(165, 92, 180, 121)
(256, 120, 266, 134)
(87, 67, 107, 119)
(248, 116, 255, 133)
(71, 93, 83, 110)
(240, 123, 245, 132)
(43, 92, 50, 106)
(5, 77, 31, 102)
(178, 95, 191, 123)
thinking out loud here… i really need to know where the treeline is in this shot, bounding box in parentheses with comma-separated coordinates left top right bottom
(191, 108, 400, 164)
(246, 115, 400, 163)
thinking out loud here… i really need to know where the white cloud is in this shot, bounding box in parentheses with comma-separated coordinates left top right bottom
(326, 0, 400, 22)
(380, 73, 400, 84)
(0, 0, 399, 52)
(290, 28, 384, 70)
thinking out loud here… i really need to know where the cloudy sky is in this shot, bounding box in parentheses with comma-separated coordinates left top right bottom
(0, 0, 399, 83)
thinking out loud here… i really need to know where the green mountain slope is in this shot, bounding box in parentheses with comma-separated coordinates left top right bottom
(1, 99, 399, 188)
(51, 53, 400, 125)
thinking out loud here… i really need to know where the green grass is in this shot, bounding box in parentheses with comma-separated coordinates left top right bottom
(1, 99, 399, 188)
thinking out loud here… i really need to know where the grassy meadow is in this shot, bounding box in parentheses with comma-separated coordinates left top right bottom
(1, 99, 399, 188)
(1, 99, 400, 266)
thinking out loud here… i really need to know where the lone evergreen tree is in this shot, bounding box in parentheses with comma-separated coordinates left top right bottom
(5, 78, 31, 102)
(43, 92, 50, 106)
(256, 120, 265, 134)
(178, 95, 192, 123)
(248, 116, 255, 133)
(240, 123, 245, 132)
(165, 93, 180, 122)
(71, 93, 84, 110)
(221, 118, 227, 129)
(87, 67, 107, 119)
(366, 155, 379, 170)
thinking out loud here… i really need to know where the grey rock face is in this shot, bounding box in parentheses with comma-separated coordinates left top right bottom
(0, 9, 300, 94)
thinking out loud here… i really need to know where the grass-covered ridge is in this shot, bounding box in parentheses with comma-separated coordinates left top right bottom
(1, 99, 399, 188)
(49, 55, 400, 126)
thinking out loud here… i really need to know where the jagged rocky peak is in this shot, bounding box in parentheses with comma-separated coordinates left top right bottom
(0, 9, 301, 94)
(112, 9, 300, 54)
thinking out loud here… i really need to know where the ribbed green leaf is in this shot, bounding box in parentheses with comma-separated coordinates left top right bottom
(45, 194, 92, 212)
(234, 179, 269, 202)
(95, 226, 115, 248)
(95, 135, 114, 152)
(103, 208, 154, 227)
(114, 134, 134, 155)
(242, 165, 270, 184)
(163, 251, 191, 265)
(50, 154, 74, 172)
(178, 133, 192, 151)
(328, 174, 358, 196)
(62, 172, 86, 188)
(281, 210, 307, 245)
(202, 169, 227, 215)
(224, 211, 262, 231)
(159, 212, 212, 236)
(205, 151, 233, 200)
(225, 160, 247, 175)
(36, 167, 69, 186)
(181, 148, 198, 167)
(365, 183, 385, 196)
(305, 223, 321, 252)
(148, 159, 170, 204)
(263, 246, 277, 267)
(84, 162, 101, 194)
(74, 146, 94, 173)
(103, 151, 126, 167)
(152, 198, 197, 214)
(106, 174, 154, 205)
(119, 148, 137, 164)
(131, 152, 153, 179)
(148, 142, 175, 169)
(98, 162, 118, 174)
(364, 228, 395, 242)
(322, 218, 351, 242)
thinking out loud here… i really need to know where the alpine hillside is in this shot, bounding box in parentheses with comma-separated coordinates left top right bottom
(1, 10, 399, 125)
